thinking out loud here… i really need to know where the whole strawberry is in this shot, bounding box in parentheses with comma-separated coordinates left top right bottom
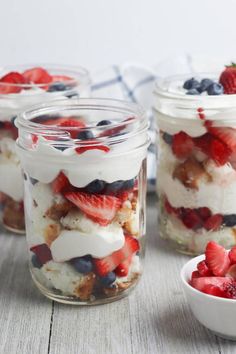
(219, 63, 236, 94)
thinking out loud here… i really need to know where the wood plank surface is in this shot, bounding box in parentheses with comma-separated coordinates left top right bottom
(1, 195, 236, 354)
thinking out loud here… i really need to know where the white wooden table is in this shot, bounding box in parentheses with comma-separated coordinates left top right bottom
(0, 194, 236, 354)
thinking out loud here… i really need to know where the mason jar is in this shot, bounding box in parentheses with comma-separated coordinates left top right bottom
(0, 64, 90, 234)
(154, 73, 236, 255)
(16, 98, 150, 305)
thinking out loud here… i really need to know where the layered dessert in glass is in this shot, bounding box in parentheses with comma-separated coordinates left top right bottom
(154, 64, 236, 255)
(16, 98, 149, 304)
(0, 65, 90, 233)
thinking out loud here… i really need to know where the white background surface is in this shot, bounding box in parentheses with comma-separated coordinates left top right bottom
(0, 0, 235, 73)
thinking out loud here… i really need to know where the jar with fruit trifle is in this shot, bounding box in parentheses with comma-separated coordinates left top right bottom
(0, 65, 90, 234)
(16, 98, 150, 305)
(154, 64, 236, 255)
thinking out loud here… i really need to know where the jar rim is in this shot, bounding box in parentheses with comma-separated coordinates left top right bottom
(154, 72, 236, 111)
(16, 97, 149, 149)
(0, 63, 90, 93)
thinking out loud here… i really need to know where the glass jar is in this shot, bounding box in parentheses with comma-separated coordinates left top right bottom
(16, 98, 150, 305)
(154, 73, 236, 255)
(0, 64, 90, 234)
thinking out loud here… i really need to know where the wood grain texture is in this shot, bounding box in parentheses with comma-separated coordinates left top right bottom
(0, 226, 52, 354)
(1, 195, 236, 354)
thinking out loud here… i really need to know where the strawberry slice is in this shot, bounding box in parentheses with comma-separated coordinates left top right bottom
(93, 235, 139, 276)
(172, 131, 194, 159)
(51, 75, 73, 82)
(202, 284, 226, 297)
(51, 172, 70, 193)
(229, 246, 236, 264)
(209, 138, 232, 166)
(30, 244, 52, 264)
(190, 271, 201, 283)
(22, 67, 52, 84)
(191, 276, 231, 292)
(75, 144, 110, 154)
(208, 126, 236, 151)
(223, 281, 236, 298)
(65, 191, 121, 226)
(203, 214, 223, 231)
(181, 209, 202, 230)
(114, 255, 133, 277)
(226, 264, 236, 279)
(197, 260, 212, 276)
(197, 207, 211, 221)
(194, 133, 212, 156)
(0, 72, 26, 94)
(205, 241, 230, 276)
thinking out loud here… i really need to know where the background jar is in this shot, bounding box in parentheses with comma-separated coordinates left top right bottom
(0, 64, 90, 234)
(154, 73, 236, 255)
(16, 98, 150, 305)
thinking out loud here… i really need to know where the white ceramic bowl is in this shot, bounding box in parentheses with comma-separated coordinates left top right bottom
(181, 254, 236, 340)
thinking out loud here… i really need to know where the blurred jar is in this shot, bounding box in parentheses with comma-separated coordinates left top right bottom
(154, 73, 236, 255)
(0, 64, 90, 234)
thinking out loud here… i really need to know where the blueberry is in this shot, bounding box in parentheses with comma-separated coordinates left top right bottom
(162, 132, 173, 145)
(30, 177, 38, 185)
(207, 83, 224, 95)
(198, 78, 214, 93)
(183, 78, 200, 90)
(72, 256, 93, 274)
(77, 130, 94, 140)
(97, 120, 112, 126)
(11, 116, 17, 126)
(186, 89, 200, 95)
(106, 180, 124, 193)
(47, 82, 67, 92)
(223, 215, 236, 227)
(99, 272, 116, 287)
(86, 179, 106, 193)
(31, 254, 42, 269)
(66, 91, 79, 98)
(123, 178, 135, 190)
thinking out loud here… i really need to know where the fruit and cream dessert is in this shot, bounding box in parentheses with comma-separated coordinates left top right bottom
(190, 241, 236, 299)
(154, 63, 236, 254)
(0, 65, 90, 233)
(16, 99, 149, 304)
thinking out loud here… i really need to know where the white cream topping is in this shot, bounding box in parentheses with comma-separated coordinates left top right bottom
(0, 157, 23, 201)
(18, 135, 146, 187)
(51, 220, 125, 262)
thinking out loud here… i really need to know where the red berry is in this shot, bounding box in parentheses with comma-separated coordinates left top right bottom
(75, 144, 110, 154)
(191, 271, 201, 283)
(197, 207, 211, 221)
(209, 126, 236, 152)
(0, 72, 26, 94)
(229, 246, 236, 264)
(202, 284, 226, 297)
(223, 281, 236, 299)
(203, 214, 223, 231)
(30, 244, 52, 264)
(226, 264, 236, 279)
(209, 138, 231, 166)
(181, 209, 202, 230)
(51, 172, 70, 194)
(172, 131, 194, 159)
(219, 64, 236, 94)
(197, 260, 212, 276)
(191, 276, 231, 292)
(194, 133, 212, 156)
(22, 67, 52, 85)
(205, 241, 230, 276)
(65, 191, 121, 226)
(115, 255, 133, 277)
(93, 235, 139, 276)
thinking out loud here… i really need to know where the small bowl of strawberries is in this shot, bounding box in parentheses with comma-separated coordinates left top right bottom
(181, 241, 236, 340)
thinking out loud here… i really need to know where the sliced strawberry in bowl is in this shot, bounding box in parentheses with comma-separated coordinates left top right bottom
(93, 235, 139, 276)
(191, 276, 232, 292)
(64, 191, 122, 226)
(22, 67, 52, 85)
(51, 172, 70, 193)
(205, 241, 230, 276)
(229, 246, 236, 264)
(202, 284, 226, 298)
(197, 260, 212, 276)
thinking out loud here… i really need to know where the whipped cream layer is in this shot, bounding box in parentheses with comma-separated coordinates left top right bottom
(18, 135, 147, 187)
(0, 86, 90, 122)
(0, 158, 23, 201)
